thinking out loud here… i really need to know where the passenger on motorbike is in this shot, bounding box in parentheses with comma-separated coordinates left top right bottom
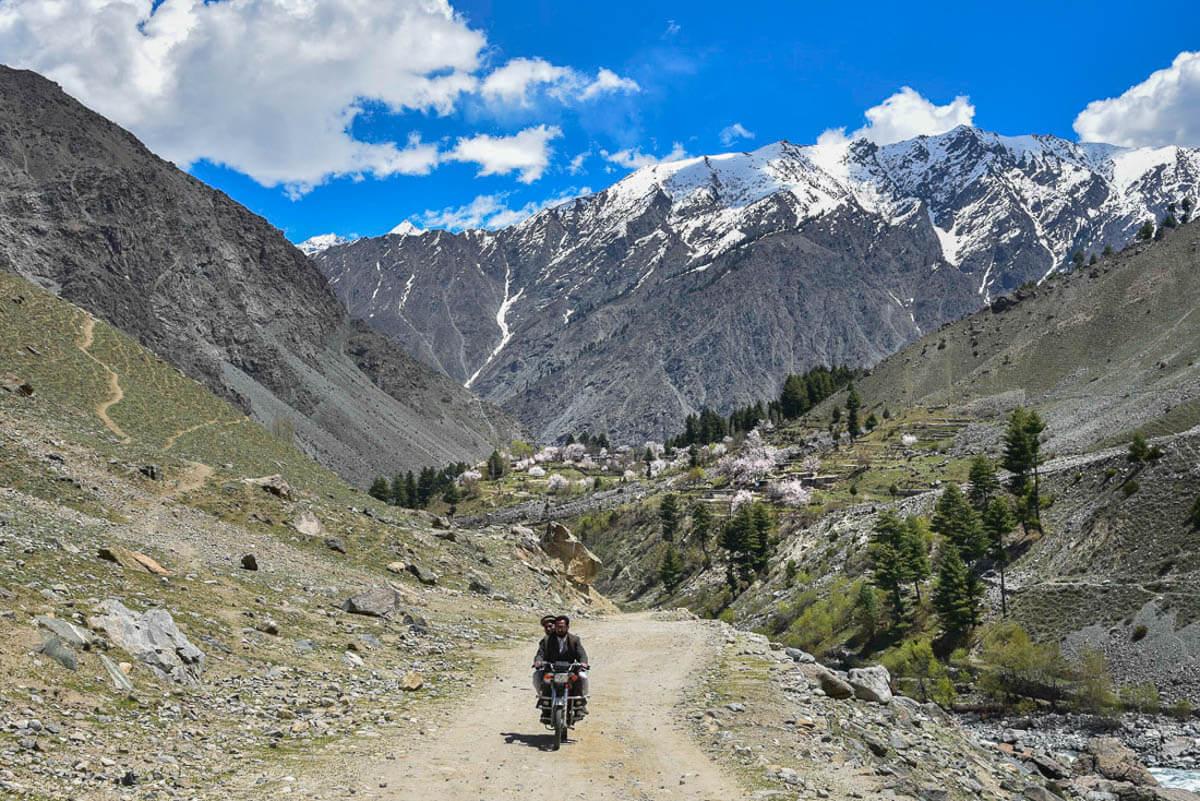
(531, 615, 556, 692)
(533, 615, 589, 720)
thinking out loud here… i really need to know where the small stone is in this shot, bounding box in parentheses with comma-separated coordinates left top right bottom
(240, 554, 258, 571)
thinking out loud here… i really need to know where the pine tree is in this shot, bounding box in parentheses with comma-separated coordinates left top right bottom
(982, 497, 1017, 616)
(780, 374, 808, 418)
(1103, 244, 1114, 257)
(845, 384, 861, 439)
(442, 481, 460, 504)
(934, 543, 981, 642)
(1089, 253, 1098, 266)
(869, 511, 911, 624)
(901, 516, 931, 602)
(659, 493, 680, 542)
(967, 456, 1000, 511)
(855, 582, 883, 641)
(1071, 250, 1084, 270)
(865, 413, 879, 431)
(1002, 408, 1045, 528)
(368, 477, 391, 502)
(486, 450, 506, 481)
(1182, 197, 1194, 224)
(404, 471, 418, 509)
(1137, 221, 1155, 241)
(391, 474, 408, 507)
(659, 546, 683, 592)
(417, 467, 436, 508)
(749, 503, 774, 572)
(932, 483, 987, 562)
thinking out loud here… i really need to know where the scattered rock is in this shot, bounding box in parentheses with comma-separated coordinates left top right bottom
(386, 561, 407, 575)
(1075, 737, 1158, 787)
(34, 615, 94, 649)
(340, 587, 404, 619)
(243, 474, 294, 501)
(138, 464, 161, 481)
(400, 671, 423, 691)
(38, 634, 77, 671)
(848, 665, 893, 703)
(1, 374, 34, 396)
(100, 654, 135, 691)
(323, 537, 346, 554)
(88, 599, 205, 684)
(406, 563, 439, 586)
(97, 546, 171, 576)
(785, 647, 816, 664)
(816, 669, 854, 700)
(290, 509, 324, 537)
(468, 574, 493, 595)
(240, 554, 258, 571)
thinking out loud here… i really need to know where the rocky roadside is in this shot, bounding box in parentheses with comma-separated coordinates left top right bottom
(670, 614, 1200, 801)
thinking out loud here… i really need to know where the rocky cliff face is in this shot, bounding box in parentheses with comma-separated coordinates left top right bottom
(0, 66, 517, 485)
(315, 128, 1200, 444)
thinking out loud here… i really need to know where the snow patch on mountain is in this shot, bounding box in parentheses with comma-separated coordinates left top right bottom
(297, 233, 351, 256)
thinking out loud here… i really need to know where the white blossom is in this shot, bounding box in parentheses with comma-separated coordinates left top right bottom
(528, 465, 546, 477)
(731, 489, 754, 510)
(800, 455, 821, 475)
(563, 443, 587, 462)
(457, 469, 482, 484)
(901, 434, 918, 447)
(622, 469, 637, 480)
(643, 441, 664, 459)
(547, 473, 570, 492)
(767, 479, 811, 507)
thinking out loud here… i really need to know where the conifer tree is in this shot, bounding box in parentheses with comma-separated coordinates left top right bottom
(870, 511, 911, 624)
(659, 546, 683, 592)
(368, 477, 391, 502)
(932, 483, 987, 561)
(659, 493, 680, 542)
(749, 503, 774, 572)
(901, 516, 931, 601)
(1003, 408, 1045, 528)
(934, 543, 981, 642)
(396, 474, 415, 506)
(1128, 432, 1150, 463)
(983, 497, 1017, 616)
(442, 481, 460, 504)
(404, 471, 418, 509)
(967, 456, 1000, 511)
(1137, 221, 1155, 240)
(846, 384, 861, 439)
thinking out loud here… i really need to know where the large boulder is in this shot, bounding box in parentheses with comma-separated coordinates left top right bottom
(88, 600, 204, 684)
(243, 474, 294, 501)
(848, 665, 893, 703)
(340, 587, 404, 618)
(34, 615, 94, 649)
(406, 563, 439, 586)
(815, 668, 854, 700)
(97, 545, 171, 575)
(1074, 737, 1158, 787)
(290, 509, 323, 537)
(540, 522, 602, 585)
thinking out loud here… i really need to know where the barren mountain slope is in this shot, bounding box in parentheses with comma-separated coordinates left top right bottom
(0, 66, 517, 485)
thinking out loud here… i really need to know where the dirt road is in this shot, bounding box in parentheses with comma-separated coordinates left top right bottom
(362, 614, 742, 800)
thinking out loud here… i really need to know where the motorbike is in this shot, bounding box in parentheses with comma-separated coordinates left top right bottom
(535, 660, 588, 750)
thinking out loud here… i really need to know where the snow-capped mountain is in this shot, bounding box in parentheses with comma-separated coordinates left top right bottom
(314, 126, 1200, 443)
(296, 232, 353, 256)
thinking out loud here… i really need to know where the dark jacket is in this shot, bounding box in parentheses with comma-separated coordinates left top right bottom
(535, 633, 588, 665)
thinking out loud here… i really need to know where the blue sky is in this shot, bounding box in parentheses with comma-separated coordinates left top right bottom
(4, 1, 1199, 243)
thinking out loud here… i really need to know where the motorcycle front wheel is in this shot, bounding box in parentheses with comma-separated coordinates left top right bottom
(552, 706, 565, 751)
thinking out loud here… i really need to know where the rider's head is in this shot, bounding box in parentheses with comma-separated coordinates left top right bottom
(540, 615, 556, 635)
(553, 615, 570, 636)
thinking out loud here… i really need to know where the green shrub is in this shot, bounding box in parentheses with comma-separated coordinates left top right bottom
(1074, 648, 1118, 714)
(1122, 480, 1139, 497)
(977, 621, 1069, 708)
(882, 638, 952, 706)
(1119, 682, 1160, 713)
(1168, 698, 1194, 720)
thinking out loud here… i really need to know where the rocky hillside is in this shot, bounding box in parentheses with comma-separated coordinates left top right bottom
(0, 66, 518, 486)
(854, 218, 1200, 455)
(314, 127, 1200, 443)
(0, 270, 606, 798)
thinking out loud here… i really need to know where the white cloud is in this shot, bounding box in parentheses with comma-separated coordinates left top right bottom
(480, 58, 639, 106)
(480, 57, 573, 106)
(446, 125, 562, 183)
(820, 87, 976, 148)
(602, 142, 689, 169)
(580, 68, 640, 101)
(568, 151, 591, 174)
(419, 187, 591, 231)
(719, 122, 755, 146)
(0, 0, 483, 194)
(1074, 51, 1200, 147)
(0, 0, 633, 194)
(663, 20, 681, 37)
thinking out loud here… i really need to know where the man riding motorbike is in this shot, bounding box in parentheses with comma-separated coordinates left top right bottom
(533, 615, 589, 721)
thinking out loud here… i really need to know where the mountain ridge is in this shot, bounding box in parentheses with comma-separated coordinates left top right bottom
(314, 125, 1200, 443)
(0, 65, 518, 485)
